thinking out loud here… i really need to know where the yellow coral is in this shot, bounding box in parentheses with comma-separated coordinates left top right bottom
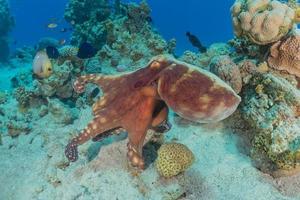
(155, 143, 194, 178)
(294, 7, 300, 23)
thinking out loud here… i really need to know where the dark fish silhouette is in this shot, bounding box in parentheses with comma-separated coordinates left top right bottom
(186, 32, 207, 53)
(77, 42, 97, 59)
(46, 46, 60, 59)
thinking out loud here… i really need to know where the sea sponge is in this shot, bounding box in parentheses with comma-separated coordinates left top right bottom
(268, 34, 300, 78)
(155, 143, 194, 178)
(231, 0, 296, 45)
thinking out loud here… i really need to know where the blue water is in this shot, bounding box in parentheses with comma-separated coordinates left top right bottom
(9, 0, 234, 54)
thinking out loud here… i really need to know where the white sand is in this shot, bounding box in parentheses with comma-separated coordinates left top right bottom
(0, 106, 299, 200)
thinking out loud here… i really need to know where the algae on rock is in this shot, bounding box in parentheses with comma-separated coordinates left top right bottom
(240, 72, 300, 174)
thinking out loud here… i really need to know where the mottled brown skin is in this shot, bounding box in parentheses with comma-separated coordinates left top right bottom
(65, 55, 241, 169)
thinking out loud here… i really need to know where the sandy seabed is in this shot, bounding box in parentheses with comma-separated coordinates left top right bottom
(0, 100, 300, 200)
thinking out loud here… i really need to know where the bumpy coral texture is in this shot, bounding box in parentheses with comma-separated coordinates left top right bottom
(64, 0, 110, 47)
(65, 1, 171, 70)
(210, 55, 243, 93)
(65, 55, 241, 170)
(155, 143, 194, 178)
(240, 72, 300, 174)
(268, 35, 300, 78)
(231, 0, 295, 45)
(58, 45, 79, 57)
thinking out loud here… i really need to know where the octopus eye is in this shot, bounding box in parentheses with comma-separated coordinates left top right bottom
(48, 68, 52, 71)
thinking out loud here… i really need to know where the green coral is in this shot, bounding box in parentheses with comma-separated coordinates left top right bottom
(155, 143, 194, 178)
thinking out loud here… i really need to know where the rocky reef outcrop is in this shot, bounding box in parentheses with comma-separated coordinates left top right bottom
(0, 0, 14, 62)
(239, 72, 300, 176)
(65, 0, 173, 70)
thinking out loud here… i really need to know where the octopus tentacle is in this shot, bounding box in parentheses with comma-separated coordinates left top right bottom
(92, 127, 126, 142)
(73, 74, 119, 93)
(65, 115, 118, 162)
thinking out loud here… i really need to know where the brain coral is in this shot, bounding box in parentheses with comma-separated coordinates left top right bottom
(268, 34, 300, 78)
(155, 143, 194, 178)
(231, 0, 295, 45)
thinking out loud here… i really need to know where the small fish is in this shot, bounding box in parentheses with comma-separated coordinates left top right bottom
(70, 20, 75, 25)
(33, 51, 52, 78)
(77, 42, 97, 59)
(47, 23, 58, 29)
(59, 39, 66, 45)
(186, 31, 207, 53)
(60, 27, 72, 33)
(46, 46, 60, 59)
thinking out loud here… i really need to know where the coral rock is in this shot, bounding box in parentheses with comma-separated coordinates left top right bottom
(231, 0, 295, 45)
(155, 143, 194, 178)
(210, 55, 242, 93)
(240, 72, 300, 175)
(268, 34, 300, 78)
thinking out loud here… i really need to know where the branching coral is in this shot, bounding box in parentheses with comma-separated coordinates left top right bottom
(231, 0, 296, 45)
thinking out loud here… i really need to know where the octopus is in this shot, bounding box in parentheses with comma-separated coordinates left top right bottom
(65, 55, 241, 169)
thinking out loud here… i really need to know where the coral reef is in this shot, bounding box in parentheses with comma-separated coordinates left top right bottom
(65, 55, 240, 170)
(239, 72, 300, 175)
(64, 0, 111, 47)
(65, 0, 172, 70)
(58, 45, 78, 58)
(13, 87, 34, 109)
(0, 0, 14, 62)
(231, 0, 296, 45)
(155, 143, 194, 178)
(268, 34, 300, 78)
(33, 61, 75, 99)
(210, 55, 243, 93)
(179, 43, 232, 68)
(228, 37, 267, 60)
